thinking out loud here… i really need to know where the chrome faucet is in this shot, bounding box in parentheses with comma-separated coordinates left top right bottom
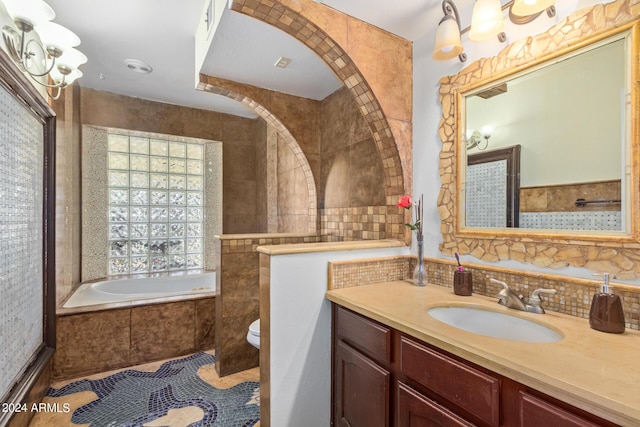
(489, 278, 557, 314)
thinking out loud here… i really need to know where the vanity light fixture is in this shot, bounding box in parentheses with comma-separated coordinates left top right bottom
(1, 0, 87, 100)
(469, 0, 506, 42)
(466, 127, 492, 151)
(433, 0, 556, 62)
(433, 0, 466, 62)
(510, 0, 556, 24)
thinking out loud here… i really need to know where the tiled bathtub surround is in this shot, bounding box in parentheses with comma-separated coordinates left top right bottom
(215, 233, 320, 377)
(327, 256, 640, 331)
(53, 296, 216, 380)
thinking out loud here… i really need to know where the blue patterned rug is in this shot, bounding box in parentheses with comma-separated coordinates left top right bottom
(47, 352, 259, 427)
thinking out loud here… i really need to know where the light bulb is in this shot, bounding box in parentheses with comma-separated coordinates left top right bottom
(469, 0, 505, 41)
(36, 22, 80, 56)
(3, 0, 55, 28)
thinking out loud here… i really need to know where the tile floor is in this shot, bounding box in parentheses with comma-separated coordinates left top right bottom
(29, 351, 260, 427)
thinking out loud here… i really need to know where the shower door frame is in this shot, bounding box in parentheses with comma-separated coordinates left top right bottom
(0, 48, 56, 426)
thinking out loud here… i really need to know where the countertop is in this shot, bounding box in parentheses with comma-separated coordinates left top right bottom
(256, 239, 405, 255)
(325, 281, 640, 426)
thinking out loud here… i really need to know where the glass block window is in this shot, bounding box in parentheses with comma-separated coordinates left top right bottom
(108, 134, 204, 274)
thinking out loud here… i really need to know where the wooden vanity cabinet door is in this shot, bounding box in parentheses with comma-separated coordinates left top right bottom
(334, 340, 391, 427)
(519, 392, 602, 427)
(400, 336, 500, 426)
(397, 382, 475, 427)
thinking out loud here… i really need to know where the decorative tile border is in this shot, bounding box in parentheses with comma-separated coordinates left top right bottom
(320, 206, 404, 242)
(220, 234, 321, 254)
(328, 256, 411, 290)
(329, 255, 640, 330)
(219, 0, 407, 205)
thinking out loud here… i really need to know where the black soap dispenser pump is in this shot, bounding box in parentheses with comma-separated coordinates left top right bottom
(589, 273, 625, 334)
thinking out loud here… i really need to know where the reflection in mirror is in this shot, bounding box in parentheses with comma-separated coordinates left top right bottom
(466, 145, 520, 228)
(463, 34, 629, 233)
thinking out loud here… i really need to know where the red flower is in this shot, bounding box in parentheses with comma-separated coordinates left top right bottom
(397, 195, 412, 209)
(397, 194, 423, 236)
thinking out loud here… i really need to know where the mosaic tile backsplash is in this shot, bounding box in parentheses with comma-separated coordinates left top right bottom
(328, 256, 640, 331)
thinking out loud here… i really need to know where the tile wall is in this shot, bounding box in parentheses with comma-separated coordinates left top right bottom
(215, 233, 320, 377)
(328, 256, 640, 331)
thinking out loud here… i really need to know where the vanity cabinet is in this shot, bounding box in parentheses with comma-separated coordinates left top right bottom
(333, 305, 392, 427)
(331, 305, 618, 427)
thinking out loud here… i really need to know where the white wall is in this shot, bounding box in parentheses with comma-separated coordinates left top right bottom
(268, 245, 409, 427)
(466, 38, 624, 187)
(412, 0, 635, 282)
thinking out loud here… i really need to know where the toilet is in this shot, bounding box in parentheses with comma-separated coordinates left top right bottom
(247, 319, 260, 349)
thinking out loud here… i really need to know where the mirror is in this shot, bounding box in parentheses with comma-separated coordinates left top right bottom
(437, 0, 640, 279)
(462, 34, 629, 234)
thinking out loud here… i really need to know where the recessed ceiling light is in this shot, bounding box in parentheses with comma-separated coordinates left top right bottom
(274, 56, 291, 69)
(124, 59, 153, 74)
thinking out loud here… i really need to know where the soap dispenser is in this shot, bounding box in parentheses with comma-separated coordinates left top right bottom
(589, 273, 625, 334)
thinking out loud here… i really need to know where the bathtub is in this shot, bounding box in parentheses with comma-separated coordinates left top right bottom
(62, 272, 216, 308)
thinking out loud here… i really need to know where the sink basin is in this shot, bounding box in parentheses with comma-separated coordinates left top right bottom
(427, 306, 562, 343)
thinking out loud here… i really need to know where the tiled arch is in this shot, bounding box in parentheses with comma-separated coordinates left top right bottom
(230, 0, 405, 203)
(196, 82, 318, 233)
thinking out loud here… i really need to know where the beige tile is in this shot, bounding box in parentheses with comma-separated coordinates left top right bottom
(195, 298, 216, 351)
(130, 301, 195, 365)
(143, 407, 204, 426)
(53, 309, 131, 380)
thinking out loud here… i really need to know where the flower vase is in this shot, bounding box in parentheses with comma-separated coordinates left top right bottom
(413, 234, 425, 286)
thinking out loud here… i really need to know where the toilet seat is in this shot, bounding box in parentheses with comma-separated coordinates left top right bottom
(247, 319, 260, 349)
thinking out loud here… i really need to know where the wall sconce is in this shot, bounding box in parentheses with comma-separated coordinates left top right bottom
(433, 0, 466, 62)
(469, 0, 506, 42)
(466, 127, 492, 151)
(510, 0, 556, 24)
(1, 0, 87, 99)
(433, 0, 556, 62)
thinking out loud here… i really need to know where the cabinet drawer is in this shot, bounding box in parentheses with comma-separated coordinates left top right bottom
(400, 336, 500, 426)
(336, 306, 391, 364)
(520, 392, 601, 427)
(397, 382, 475, 427)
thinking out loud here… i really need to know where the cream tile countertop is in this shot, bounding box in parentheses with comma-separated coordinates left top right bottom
(326, 281, 640, 426)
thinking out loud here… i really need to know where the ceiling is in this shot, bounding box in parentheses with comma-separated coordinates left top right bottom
(42, 0, 446, 119)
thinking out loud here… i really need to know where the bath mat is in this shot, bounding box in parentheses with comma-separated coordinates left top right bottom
(46, 352, 259, 427)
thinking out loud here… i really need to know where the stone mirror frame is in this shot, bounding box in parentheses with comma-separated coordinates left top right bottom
(437, 0, 640, 280)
